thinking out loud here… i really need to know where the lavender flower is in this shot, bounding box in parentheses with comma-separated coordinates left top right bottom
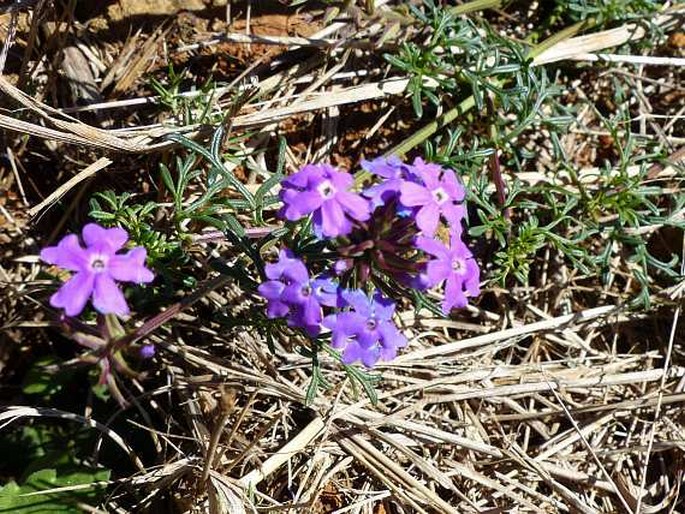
(140, 344, 156, 359)
(361, 155, 415, 209)
(400, 158, 465, 237)
(280, 164, 371, 238)
(323, 289, 407, 367)
(257, 249, 309, 319)
(40, 223, 154, 317)
(416, 232, 480, 314)
(257, 249, 339, 336)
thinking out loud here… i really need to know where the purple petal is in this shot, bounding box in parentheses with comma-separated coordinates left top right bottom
(281, 282, 307, 305)
(82, 223, 128, 253)
(265, 256, 308, 283)
(320, 200, 350, 237)
(425, 259, 451, 286)
(441, 203, 466, 228)
(282, 167, 315, 189)
(379, 321, 407, 349)
(361, 156, 406, 179)
(312, 278, 340, 307)
(266, 300, 290, 318)
(340, 341, 365, 363)
(258, 280, 285, 301)
(40, 234, 89, 272)
(415, 203, 440, 236)
(341, 340, 380, 367)
(371, 292, 396, 322)
(441, 171, 465, 201)
(419, 167, 441, 190)
(399, 182, 431, 207)
(50, 271, 95, 316)
(464, 259, 481, 296)
(337, 191, 371, 221)
(92, 274, 130, 316)
(108, 248, 154, 283)
(140, 344, 156, 359)
(415, 236, 449, 258)
(443, 275, 468, 313)
(378, 321, 407, 361)
(299, 296, 323, 328)
(281, 190, 323, 220)
(340, 289, 372, 316)
(327, 168, 354, 190)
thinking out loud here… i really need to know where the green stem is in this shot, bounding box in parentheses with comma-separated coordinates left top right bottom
(450, 0, 506, 16)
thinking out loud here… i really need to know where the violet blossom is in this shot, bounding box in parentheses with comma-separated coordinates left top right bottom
(279, 164, 371, 238)
(257, 249, 339, 336)
(361, 155, 415, 209)
(416, 232, 480, 314)
(40, 223, 154, 317)
(399, 158, 465, 237)
(323, 289, 407, 368)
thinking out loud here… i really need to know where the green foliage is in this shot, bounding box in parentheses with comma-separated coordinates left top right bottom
(149, 64, 221, 125)
(88, 191, 183, 267)
(385, 1, 537, 120)
(551, 0, 663, 24)
(385, 1, 683, 305)
(0, 468, 109, 513)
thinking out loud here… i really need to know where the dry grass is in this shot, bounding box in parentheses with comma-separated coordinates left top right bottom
(1, 1, 684, 513)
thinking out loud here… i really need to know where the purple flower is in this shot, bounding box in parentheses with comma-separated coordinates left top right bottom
(258, 249, 309, 318)
(279, 164, 371, 238)
(400, 158, 466, 236)
(361, 155, 415, 209)
(416, 232, 480, 314)
(257, 249, 340, 336)
(140, 344, 156, 359)
(40, 223, 154, 317)
(323, 289, 407, 367)
(258, 252, 302, 318)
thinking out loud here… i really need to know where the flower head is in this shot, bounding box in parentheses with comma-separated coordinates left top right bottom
(323, 289, 407, 367)
(416, 232, 480, 313)
(40, 223, 154, 317)
(400, 158, 465, 237)
(257, 249, 340, 336)
(279, 164, 371, 238)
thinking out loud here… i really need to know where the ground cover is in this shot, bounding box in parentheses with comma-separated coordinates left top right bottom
(0, 0, 684, 512)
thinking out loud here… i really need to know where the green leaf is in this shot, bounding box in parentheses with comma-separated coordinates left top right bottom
(22, 358, 65, 397)
(0, 468, 110, 513)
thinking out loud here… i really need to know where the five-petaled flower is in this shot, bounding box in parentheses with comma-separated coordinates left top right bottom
(324, 289, 407, 367)
(279, 163, 371, 238)
(416, 232, 480, 314)
(257, 249, 340, 336)
(400, 158, 466, 237)
(40, 223, 154, 317)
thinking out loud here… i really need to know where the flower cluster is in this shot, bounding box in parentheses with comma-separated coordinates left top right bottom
(257, 250, 407, 367)
(40, 223, 154, 317)
(261, 155, 480, 366)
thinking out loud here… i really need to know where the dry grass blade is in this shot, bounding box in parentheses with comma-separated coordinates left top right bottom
(28, 157, 112, 217)
(533, 10, 684, 65)
(238, 416, 325, 489)
(395, 305, 616, 362)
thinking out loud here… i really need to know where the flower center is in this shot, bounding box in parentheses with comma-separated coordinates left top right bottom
(366, 319, 378, 331)
(317, 180, 337, 199)
(301, 284, 312, 297)
(432, 187, 448, 204)
(89, 254, 108, 273)
(451, 258, 465, 274)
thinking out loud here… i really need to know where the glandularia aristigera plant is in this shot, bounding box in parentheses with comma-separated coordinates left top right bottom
(258, 155, 481, 367)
